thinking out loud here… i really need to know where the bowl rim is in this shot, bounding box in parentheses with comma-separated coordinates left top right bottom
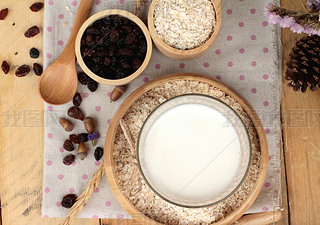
(147, 0, 221, 56)
(104, 73, 268, 225)
(136, 93, 252, 208)
(75, 9, 153, 86)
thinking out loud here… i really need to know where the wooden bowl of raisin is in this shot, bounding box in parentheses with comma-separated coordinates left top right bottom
(75, 10, 152, 86)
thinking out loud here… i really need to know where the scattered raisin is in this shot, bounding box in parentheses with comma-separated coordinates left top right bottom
(69, 134, 81, 144)
(78, 133, 89, 142)
(63, 139, 74, 151)
(67, 106, 85, 121)
(1, 61, 10, 74)
(78, 72, 90, 85)
(94, 147, 104, 161)
(63, 155, 75, 166)
(24, 25, 40, 38)
(73, 92, 82, 106)
(33, 63, 43, 76)
(0, 8, 8, 20)
(30, 47, 40, 58)
(15, 65, 30, 77)
(61, 194, 77, 208)
(87, 79, 98, 92)
(30, 2, 43, 12)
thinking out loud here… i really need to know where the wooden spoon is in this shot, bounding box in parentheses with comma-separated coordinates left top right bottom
(39, 0, 94, 105)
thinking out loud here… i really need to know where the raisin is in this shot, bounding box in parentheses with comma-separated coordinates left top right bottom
(69, 134, 80, 144)
(63, 155, 75, 166)
(30, 2, 43, 12)
(94, 147, 104, 161)
(61, 194, 77, 208)
(30, 47, 40, 58)
(1, 61, 10, 74)
(126, 33, 136, 45)
(104, 57, 111, 67)
(73, 92, 82, 106)
(78, 133, 89, 142)
(139, 41, 147, 53)
(86, 35, 95, 47)
(108, 45, 116, 57)
(15, 65, 30, 77)
(86, 27, 100, 35)
(96, 48, 107, 57)
(110, 29, 120, 43)
(24, 26, 40, 38)
(0, 8, 8, 20)
(112, 15, 122, 26)
(67, 106, 85, 121)
(87, 79, 98, 92)
(119, 48, 134, 57)
(63, 139, 74, 151)
(33, 63, 43, 76)
(121, 61, 131, 71)
(132, 58, 142, 71)
(78, 72, 89, 85)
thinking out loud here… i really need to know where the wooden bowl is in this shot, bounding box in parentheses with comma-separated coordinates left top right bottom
(104, 73, 268, 224)
(75, 9, 152, 86)
(147, 0, 221, 60)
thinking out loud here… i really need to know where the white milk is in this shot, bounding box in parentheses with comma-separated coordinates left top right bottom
(142, 103, 241, 202)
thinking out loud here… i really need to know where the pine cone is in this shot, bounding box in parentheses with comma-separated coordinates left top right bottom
(285, 35, 320, 92)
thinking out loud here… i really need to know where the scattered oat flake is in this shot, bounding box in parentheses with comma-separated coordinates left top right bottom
(63, 22, 68, 26)
(66, 5, 71, 11)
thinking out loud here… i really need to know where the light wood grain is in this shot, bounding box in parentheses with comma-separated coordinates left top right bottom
(104, 73, 269, 225)
(75, 9, 153, 86)
(280, 0, 320, 225)
(147, 0, 221, 60)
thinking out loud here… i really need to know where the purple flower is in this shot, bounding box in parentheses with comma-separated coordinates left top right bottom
(93, 132, 100, 139)
(279, 16, 295, 28)
(88, 134, 95, 141)
(290, 23, 304, 34)
(307, 0, 320, 10)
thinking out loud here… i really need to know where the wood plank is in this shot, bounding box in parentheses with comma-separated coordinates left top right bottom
(280, 0, 320, 225)
(0, 1, 98, 225)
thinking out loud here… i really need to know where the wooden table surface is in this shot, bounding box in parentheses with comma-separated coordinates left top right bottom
(0, 0, 315, 224)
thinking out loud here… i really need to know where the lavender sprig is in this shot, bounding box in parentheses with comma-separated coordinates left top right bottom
(307, 0, 320, 11)
(264, 3, 320, 36)
(88, 132, 100, 146)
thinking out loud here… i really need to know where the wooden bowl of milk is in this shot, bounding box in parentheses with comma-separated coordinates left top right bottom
(137, 94, 251, 207)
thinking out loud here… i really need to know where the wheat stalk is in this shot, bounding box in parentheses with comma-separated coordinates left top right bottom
(60, 161, 105, 225)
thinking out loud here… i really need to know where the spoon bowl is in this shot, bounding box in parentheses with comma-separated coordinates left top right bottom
(38, 0, 94, 105)
(39, 52, 78, 105)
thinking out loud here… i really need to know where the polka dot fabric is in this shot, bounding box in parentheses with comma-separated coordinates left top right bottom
(42, 0, 281, 219)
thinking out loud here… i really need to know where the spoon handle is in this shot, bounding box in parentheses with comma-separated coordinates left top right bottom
(65, 0, 94, 50)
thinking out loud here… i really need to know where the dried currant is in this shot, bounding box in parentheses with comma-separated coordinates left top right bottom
(61, 194, 77, 208)
(69, 134, 81, 144)
(63, 155, 75, 166)
(126, 32, 136, 45)
(1, 61, 10, 74)
(78, 72, 90, 85)
(132, 58, 142, 71)
(33, 63, 43, 76)
(63, 139, 74, 151)
(68, 106, 85, 121)
(0, 8, 8, 20)
(30, 47, 40, 58)
(24, 26, 40, 38)
(73, 92, 82, 106)
(30, 2, 43, 12)
(87, 79, 98, 92)
(94, 147, 104, 161)
(78, 133, 89, 142)
(15, 65, 30, 77)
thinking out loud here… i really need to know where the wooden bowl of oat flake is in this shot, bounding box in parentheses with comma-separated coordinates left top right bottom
(105, 74, 268, 225)
(148, 0, 221, 60)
